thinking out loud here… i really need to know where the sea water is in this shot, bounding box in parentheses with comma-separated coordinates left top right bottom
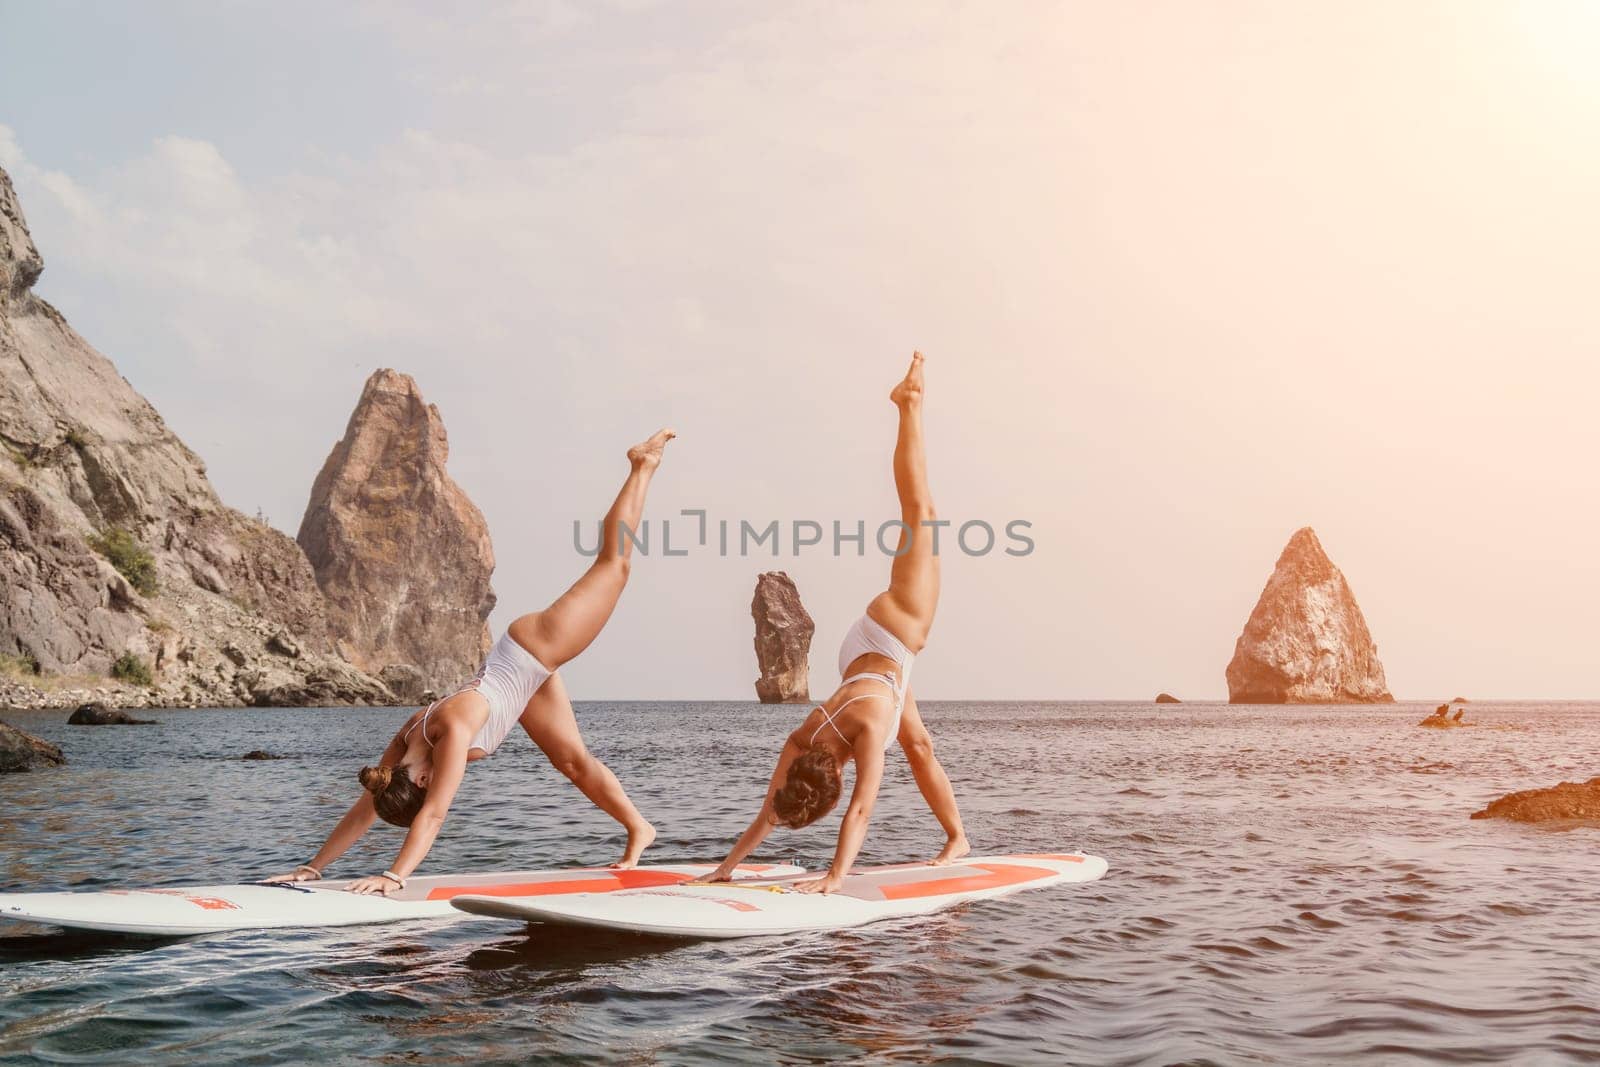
(2, 701, 1597, 1064)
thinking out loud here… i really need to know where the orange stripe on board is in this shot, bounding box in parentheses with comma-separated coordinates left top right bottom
(877, 863, 1056, 900)
(425, 869, 690, 901)
(1009, 853, 1085, 863)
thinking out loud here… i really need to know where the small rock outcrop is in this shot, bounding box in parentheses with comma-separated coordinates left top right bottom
(1155, 693, 1181, 704)
(0, 164, 391, 709)
(0, 719, 64, 772)
(752, 571, 814, 703)
(1418, 703, 1469, 728)
(298, 370, 495, 695)
(1226, 528, 1393, 704)
(1470, 777, 1600, 823)
(240, 750, 283, 761)
(67, 702, 155, 725)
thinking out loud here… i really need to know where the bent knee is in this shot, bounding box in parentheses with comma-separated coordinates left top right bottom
(549, 749, 592, 781)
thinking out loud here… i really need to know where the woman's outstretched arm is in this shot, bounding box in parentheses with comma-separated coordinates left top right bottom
(796, 735, 887, 894)
(263, 723, 411, 883)
(700, 731, 807, 882)
(345, 725, 473, 895)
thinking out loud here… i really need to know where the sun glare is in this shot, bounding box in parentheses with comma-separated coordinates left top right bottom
(1515, 0, 1600, 88)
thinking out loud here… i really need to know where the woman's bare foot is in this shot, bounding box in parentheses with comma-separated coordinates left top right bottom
(929, 833, 970, 866)
(611, 819, 657, 869)
(627, 428, 676, 471)
(889, 351, 925, 408)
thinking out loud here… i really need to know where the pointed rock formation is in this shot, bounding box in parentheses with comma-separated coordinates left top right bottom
(1226, 527, 1393, 704)
(298, 370, 495, 693)
(752, 571, 814, 703)
(0, 165, 389, 708)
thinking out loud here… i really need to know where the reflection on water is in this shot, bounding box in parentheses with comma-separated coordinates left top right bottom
(3, 701, 1600, 1063)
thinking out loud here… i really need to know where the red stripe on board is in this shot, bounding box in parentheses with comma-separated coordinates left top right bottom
(876, 862, 1056, 900)
(425, 869, 690, 901)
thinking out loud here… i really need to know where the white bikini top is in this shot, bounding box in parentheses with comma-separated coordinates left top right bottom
(809, 671, 905, 753)
(810, 613, 918, 753)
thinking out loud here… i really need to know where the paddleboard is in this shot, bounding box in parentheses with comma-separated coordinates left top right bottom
(451, 852, 1107, 939)
(0, 863, 802, 936)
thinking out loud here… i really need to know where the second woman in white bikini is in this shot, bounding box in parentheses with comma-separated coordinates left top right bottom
(266, 428, 676, 896)
(701, 353, 969, 894)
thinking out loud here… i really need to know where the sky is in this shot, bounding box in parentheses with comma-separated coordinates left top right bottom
(1, 1, 1596, 699)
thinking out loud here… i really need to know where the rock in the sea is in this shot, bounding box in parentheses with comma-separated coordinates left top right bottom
(752, 571, 814, 703)
(298, 369, 496, 695)
(0, 719, 64, 771)
(67, 702, 156, 725)
(1155, 693, 1181, 704)
(1417, 703, 1469, 728)
(240, 750, 283, 761)
(1226, 528, 1393, 704)
(1470, 777, 1600, 823)
(0, 164, 390, 709)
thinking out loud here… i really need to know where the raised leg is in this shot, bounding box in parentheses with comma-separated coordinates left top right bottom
(867, 352, 939, 651)
(520, 672, 657, 867)
(897, 690, 970, 864)
(511, 428, 674, 669)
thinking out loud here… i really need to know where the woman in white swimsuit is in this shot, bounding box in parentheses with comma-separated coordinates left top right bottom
(702, 353, 969, 894)
(266, 429, 676, 895)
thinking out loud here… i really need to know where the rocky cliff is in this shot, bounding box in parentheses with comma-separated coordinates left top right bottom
(0, 164, 389, 709)
(1225, 527, 1393, 704)
(752, 571, 814, 703)
(297, 369, 495, 693)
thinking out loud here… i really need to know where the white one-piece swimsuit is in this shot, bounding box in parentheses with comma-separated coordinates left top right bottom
(405, 633, 553, 756)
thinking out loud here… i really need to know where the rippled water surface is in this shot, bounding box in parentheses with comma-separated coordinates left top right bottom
(2, 701, 1598, 1065)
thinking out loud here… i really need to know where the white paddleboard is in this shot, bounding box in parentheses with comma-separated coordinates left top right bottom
(0, 863, 802, 936)
(451, 852, 1107, 939)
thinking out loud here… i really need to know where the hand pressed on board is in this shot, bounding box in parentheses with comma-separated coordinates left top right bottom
(262, 867, 321, 884)
(794, 873, 844, 895)
(687, 864, 737, 886)
(344, 875, 398, 896)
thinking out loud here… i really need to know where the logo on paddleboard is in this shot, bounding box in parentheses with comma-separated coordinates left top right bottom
(135, 889, 242, 911)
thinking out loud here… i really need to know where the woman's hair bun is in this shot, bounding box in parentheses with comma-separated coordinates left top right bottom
(357, 764, 428, 828)
(359, 765, 394, 794)
(773, 748, 842, 829)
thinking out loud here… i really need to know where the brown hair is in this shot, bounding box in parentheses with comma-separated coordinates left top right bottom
(773, 748, 842, 829)
(359, 765, 427, 827)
